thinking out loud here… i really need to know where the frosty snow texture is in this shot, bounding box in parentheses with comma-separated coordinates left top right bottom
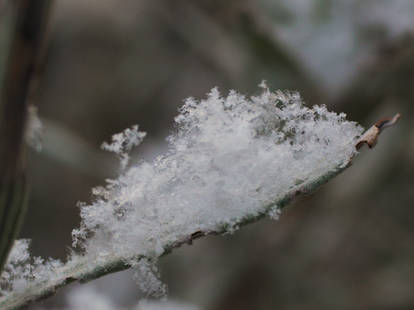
(0, 85, 363, 299)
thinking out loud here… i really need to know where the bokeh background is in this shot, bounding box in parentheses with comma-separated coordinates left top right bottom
(1, 0, 414, 309)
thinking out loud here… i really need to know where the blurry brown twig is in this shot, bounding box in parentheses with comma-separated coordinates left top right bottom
(0, 0, 53, 273)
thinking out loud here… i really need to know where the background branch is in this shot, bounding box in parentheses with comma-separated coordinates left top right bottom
(0, 0, 53, 273)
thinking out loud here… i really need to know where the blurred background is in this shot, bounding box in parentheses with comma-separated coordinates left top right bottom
(1, 0, 414, 309)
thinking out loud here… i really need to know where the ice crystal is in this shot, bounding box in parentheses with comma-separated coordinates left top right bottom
(0, 240, 62, 296)
(75, 85, 362, 259)
(132, 259, 167, 298)
(72, 84, 362, 293)
(101, 125, 146, 170)
(1, 85, 363, 300)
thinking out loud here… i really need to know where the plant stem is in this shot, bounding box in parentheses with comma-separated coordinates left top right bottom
(0, 153, 354, 310)
(0, 0, 53, 273)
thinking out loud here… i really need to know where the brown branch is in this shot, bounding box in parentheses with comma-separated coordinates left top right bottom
(0, 0, 53, 273)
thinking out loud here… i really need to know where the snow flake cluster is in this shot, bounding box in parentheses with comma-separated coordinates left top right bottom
(0, 240, 62, 296)
(74, 85, 362, 260)
(0, 84, 363, 301)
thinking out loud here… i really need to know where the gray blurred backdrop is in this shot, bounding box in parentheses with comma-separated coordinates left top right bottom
(2, 0, 414, 309)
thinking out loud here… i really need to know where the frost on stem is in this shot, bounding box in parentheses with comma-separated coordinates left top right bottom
(72, 83, 362, 295)
(0, 84, 363, 303)
(0, 240, 62, 296)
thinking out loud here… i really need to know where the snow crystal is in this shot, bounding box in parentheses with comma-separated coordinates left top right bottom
(75, 85, 362, 260)
(1, 85, 363, 299)
(0, 240, 62, 296)
(101, 125, 146, 170)
(71, 85, 362, 294)
(132, 259, 167, 298)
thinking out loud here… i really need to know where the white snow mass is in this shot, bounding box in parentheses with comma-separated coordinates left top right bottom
(0, 84, 363, 300)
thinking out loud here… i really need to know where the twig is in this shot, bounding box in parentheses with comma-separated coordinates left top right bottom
(356, 113, 401, 149)
(0, 0, 53, 273)
(0, 115, 400, 310)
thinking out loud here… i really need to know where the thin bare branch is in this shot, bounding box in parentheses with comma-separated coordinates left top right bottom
(0, 0, 53, 273)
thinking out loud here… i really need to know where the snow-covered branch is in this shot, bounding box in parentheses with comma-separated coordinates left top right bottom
(0, 85, 397, 310)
